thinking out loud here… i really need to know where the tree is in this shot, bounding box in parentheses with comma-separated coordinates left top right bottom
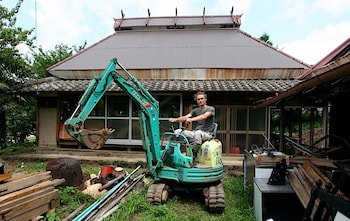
(0, 0, 34, 147)
(259, 33, 273, 46)
(30, 43, 86, 78)
(1, 1, 86, 146)
(5, 43, 86, 144)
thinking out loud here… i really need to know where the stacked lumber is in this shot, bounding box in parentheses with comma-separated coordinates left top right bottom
(0, 171, 65, 221)
(288, 160, 348, 208)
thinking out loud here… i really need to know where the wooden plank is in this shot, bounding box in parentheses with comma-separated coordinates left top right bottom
(303, 160, 331, 185)
(0, 180, 54, 205)
(0, 174, 12, 183)
(294, 167, 312, 194)
(6, 171, 50, 183)
(0, 186, 55, 212)
(296, 165, 313, 191)
(256, 154, 288, 165)
(301, 161, 325, 187)
(51, 178, 66, 187)
(8, 203, 49, 221)
(2, 189, 59, 220)
(301, 161, 348, 200)
(290, 156, 336, 168)
(0, 172, 51, 196)
(288, 170, 310, 208)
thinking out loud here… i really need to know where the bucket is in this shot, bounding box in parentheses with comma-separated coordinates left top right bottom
(100, 165, 115, 178)
(230, 147, 240, 154)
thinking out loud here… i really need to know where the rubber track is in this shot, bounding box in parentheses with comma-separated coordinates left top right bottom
(205, 183, 225, 213)
(146, 183, 168, 205)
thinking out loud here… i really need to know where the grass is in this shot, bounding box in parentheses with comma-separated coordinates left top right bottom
(2, 145, 255, 221)
(7, 160, 255, 221)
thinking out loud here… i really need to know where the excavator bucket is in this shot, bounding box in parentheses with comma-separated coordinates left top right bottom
(78, 128, 115, 149)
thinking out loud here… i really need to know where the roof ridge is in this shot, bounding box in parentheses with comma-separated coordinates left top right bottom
(113, 8, 242, 31)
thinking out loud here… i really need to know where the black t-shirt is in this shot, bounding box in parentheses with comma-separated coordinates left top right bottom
(190, 105, 215, 132)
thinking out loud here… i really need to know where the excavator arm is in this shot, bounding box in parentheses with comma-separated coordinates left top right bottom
(65, 58, 164, 171)
(64, 59, 117, 149)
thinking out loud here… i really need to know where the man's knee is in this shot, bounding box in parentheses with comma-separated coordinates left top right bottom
(194, 130, 211, 143)
(174, 129, 182, 134)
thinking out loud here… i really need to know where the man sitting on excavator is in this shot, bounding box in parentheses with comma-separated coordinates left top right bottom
(168, 91, 216, 156)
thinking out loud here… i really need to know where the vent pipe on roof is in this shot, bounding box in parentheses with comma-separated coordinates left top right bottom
(203, 7, 206, 25)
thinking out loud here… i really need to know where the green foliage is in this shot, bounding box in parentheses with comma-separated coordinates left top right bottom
(15, 161, 46, 173)
(45, 211, 60, 221)
(0, 143, 35, 159)
(0, 0, 35, 147)
(0, 1, 87, 148)
(29, 43, 86, 78)
(259, 33, 273, 46)
(55, 186, 95, 219)
(6, 96, 37, 143)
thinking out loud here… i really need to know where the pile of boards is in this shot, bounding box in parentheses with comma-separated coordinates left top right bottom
(288, 159, 348, 208)
(0, 171, 65, 221)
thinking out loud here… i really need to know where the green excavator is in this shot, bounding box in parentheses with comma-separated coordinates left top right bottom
(64, 58, 225, 213)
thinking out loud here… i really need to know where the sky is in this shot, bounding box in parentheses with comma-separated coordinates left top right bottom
(3, 0, 350, 65)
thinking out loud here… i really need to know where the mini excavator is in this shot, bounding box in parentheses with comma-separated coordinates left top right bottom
(65, 58, 225, 213)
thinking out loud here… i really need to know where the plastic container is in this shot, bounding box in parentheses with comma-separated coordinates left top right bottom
(99, 165, 115, 178)
(230, 147, 240, 154)
(197, 139, 223, 168)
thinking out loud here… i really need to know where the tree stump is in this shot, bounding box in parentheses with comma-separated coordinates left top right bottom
(46, 157, 84, 188)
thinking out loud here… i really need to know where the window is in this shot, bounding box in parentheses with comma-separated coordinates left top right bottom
(216, 105, 267, 153)
(82, 94, 181, 145)
(107, 96, 129, 117)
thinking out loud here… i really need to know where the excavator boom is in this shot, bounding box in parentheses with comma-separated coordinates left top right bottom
(65, 58, 160, 156)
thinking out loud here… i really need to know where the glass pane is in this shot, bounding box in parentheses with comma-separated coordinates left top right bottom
(107, 119, 128, 139)
(157, 95, 180, 118)
(107, 96, 129, 117)
(249, 108, 266, 131)
(270, 107, 280, 134)
(236, 109, 247, 130)
(236, 134, 246, 149)
(132, 101, 140, 117)
(229, 134, 246, 150)
(90, 99, 105, 117)
(85, 119, 104, 130)
(247, 134, 264, 149)
(60, 95, 79, 121)
(160, 120, 173, 134)
(132, 120, 141, 139)
(216, 107, 226, 130)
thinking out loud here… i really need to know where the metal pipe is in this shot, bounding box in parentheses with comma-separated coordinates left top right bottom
(96, 173, 145, 221)
(73, 165, 141, 221)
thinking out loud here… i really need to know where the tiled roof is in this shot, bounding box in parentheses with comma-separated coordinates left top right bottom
(48, 29, 309, 74)
(17, 78, 300, 93)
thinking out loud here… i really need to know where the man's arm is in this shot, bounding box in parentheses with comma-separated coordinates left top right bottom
(169, 113, 192, 123)
(185, 111, 212, 123)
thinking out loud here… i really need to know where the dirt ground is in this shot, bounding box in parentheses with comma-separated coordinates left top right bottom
(1, 156, 243, 177)
(1, 158, 22, 173)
